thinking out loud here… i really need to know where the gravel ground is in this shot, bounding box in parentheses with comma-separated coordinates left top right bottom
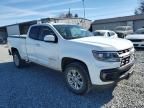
(0, 45, 144, 108)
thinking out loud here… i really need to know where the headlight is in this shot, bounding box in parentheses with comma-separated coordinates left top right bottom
(92, 50, 120, 62)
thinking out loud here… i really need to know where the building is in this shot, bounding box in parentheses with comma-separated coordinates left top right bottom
(0, 17, 91, 43)
(92, 14, 144, 32)
(41, 17, 91, 30)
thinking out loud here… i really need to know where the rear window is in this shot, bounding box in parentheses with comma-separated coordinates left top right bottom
(135, 28, 144, 34)
(29, 26, 40, 40)
(109, 32, 115, 36)
(115, 27, 126, 31)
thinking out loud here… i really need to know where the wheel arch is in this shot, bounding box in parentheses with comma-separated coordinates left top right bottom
(61, 57, 88, 71)
(11, 47, 19, 55)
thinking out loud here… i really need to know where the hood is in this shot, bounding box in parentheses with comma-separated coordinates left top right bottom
(126, 34, 144, 39)
(71, 36, 133, 51)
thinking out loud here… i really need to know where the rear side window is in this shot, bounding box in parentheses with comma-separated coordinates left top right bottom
(109, 32, 115, 36)
(29, 26, 40, 40)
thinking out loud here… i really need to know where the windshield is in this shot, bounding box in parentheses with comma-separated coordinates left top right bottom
(135, 28, 144, 34)
(54, 25, 93, 39)
(115, 27, 126, 31)
(93, 31, 105, 36)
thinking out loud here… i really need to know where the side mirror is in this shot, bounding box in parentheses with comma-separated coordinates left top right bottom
(44, 35, 56, 43)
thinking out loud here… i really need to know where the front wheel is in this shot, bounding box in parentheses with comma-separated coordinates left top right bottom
(64, 62, 91, 95)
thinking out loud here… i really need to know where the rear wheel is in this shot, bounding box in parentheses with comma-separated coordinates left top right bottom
(64, 62, 91, 95)
(13, 51, 25, 68)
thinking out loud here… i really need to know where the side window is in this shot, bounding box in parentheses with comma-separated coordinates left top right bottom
(107, 32, 111, 37)
(39, 26, 56, 41)
(109, 32, 115, 36)
(29, 26, 40, 40)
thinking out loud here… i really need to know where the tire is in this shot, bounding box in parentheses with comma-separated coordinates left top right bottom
(64, 62, 91, 95)
(13, 51, 25, 68)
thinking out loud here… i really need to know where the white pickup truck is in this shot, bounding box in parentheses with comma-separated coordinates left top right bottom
(8, 23, 135, 94)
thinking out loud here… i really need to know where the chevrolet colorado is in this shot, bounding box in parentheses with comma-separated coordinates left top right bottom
(8, 23, 135, 94)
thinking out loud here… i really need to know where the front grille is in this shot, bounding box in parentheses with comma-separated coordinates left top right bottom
(129, 39, 144, 42)
(117, 48, 133, 67)
(121, 56, 130, 66)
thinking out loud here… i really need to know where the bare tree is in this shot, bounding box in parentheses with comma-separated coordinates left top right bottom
(135, 0, 144, 14)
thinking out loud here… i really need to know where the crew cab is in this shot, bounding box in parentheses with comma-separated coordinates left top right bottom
(8, 23, 135, 94)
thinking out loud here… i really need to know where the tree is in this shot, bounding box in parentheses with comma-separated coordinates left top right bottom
(57, 8, 79, 18)
(135, 0, 144, 15)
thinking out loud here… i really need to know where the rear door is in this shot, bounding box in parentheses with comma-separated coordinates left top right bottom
(26, 26, 40, 62)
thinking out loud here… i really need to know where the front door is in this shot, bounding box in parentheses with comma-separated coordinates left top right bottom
(35, 26, 59, 69)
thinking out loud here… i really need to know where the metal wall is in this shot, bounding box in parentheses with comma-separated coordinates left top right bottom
(92, 22, 127, 31)
(133, 20, 144, 31)
(92, 19, 144, 32)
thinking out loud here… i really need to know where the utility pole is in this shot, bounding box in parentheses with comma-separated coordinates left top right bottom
(82, 0, 86, 20)
(82, 0, 86, 27)
(68, 8, 71, 18)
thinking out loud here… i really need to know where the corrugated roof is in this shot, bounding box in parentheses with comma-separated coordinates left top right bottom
(0, 17, 91, 28)
(41, 17, 91, 21)
(92, 14, 144, 25)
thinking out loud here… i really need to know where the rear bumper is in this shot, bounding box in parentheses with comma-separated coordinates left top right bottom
(100, 61, 134, 82)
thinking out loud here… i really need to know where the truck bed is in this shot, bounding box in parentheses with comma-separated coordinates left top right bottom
(8, 35, 28, 60)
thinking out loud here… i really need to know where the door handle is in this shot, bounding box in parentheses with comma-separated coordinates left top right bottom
(35, 43, 40, 47)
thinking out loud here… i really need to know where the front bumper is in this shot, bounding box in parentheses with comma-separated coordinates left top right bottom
(100, 61, 134, 82)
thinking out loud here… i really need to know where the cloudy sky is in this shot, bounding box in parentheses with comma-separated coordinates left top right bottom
(0, 0, 138, 26)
